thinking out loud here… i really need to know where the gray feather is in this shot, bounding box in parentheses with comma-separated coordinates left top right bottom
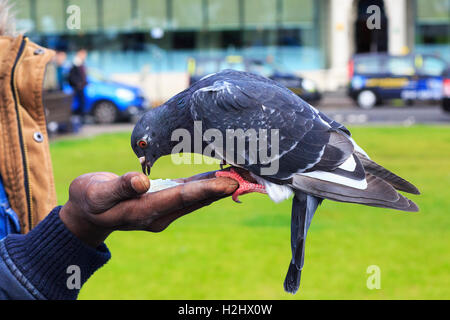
(284, 192, 321, 294)
(292, 172, 419, 212)
(355, 152, 420, 195)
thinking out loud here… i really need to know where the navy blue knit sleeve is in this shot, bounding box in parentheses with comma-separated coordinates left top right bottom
(0, 206, 111, 300)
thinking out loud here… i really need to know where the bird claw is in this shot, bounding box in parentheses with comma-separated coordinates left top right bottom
(215, 168, 267, 203)
(231, 193, 242, 203)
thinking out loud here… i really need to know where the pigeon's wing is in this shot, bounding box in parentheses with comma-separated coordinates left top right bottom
(215, 69, 353, 136)
(189, 76, 354, 181)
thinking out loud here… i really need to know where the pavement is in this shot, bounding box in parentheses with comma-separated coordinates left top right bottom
(314, 91, 450, 125)
(318, 105, 450, 126)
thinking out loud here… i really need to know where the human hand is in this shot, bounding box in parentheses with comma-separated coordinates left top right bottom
(59, 171, 238, 247)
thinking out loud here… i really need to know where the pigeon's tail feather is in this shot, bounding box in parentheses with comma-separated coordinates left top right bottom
(284, 192, 321, 294)
(355, 152, 420, 195)
(292, 172, 419, 212)
(284, 262, 302, 294)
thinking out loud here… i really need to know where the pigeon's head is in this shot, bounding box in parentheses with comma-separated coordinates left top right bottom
(131, 91, 192, 175)
(131, 107, 168, 175)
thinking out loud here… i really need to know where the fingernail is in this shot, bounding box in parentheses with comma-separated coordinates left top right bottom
(131, 175, 150, 193)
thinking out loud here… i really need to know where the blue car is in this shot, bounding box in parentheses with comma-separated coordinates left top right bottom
(64, 70, 150, 124)
(348, 53, 448, 109)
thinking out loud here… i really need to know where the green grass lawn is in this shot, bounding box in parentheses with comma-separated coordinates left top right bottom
(50, 125, 450, 299)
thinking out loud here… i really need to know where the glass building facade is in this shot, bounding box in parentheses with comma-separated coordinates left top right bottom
(415, 0, 450, 62)
(11, 0, 449, 77)
(13, 0, 325, 74)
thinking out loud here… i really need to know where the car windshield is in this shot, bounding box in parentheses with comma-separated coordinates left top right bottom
(386, 56, 415, 76)
(416, 55, 447, 76)
(354, 56, 383, 75)
(247, 60, 275, 77)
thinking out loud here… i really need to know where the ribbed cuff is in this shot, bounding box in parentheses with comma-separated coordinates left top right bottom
(3, 206, 111, 300)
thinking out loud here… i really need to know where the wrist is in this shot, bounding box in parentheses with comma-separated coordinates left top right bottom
(59, 201, 112, 248)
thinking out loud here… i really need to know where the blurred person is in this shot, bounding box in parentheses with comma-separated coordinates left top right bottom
(55, 50, 68, 90)
(68, 49, 88, 118)
(0, 0, 238, 300)
(42, 51, 67, 91)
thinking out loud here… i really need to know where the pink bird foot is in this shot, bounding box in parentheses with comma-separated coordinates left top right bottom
(215, 168, 267, 203)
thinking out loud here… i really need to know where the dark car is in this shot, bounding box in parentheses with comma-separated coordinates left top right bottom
(442, 67, 450, 112)
(348, 53, 448, 109)
(188, 56, 321, 103)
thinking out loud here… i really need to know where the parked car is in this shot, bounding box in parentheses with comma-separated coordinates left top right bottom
(348, 53, 448, 109)
(63, 70, 150, 124)
(442, 67, 450, 112)
(188, 56, 321, 103)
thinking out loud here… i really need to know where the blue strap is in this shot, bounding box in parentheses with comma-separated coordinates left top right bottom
(0, 176, 21, 240)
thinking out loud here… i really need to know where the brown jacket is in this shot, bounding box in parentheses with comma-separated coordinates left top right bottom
(0, 34, 57, 233)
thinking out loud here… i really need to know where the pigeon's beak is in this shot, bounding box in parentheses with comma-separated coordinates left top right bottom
(139, 156, 152, 176)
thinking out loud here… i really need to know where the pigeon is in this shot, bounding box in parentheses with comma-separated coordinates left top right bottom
(131, 69, 420, 294)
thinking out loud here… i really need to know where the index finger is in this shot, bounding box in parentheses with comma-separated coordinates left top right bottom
(139, 176, 238, 214)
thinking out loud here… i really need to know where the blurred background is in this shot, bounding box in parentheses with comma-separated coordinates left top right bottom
(11, 0, 450, 130)
(7, 0, 450, 299)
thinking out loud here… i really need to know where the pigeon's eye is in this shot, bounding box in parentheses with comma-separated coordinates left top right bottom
(137, 139, 148, 149)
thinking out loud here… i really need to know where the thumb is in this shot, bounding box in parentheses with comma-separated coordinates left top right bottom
(96, 172, 150, 205)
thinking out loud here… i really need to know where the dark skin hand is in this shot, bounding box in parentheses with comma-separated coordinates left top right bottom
(59, 171, 238, 248)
